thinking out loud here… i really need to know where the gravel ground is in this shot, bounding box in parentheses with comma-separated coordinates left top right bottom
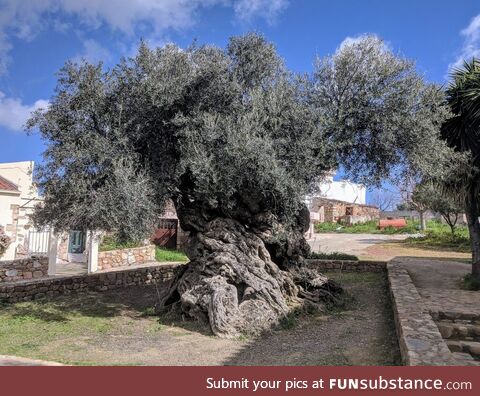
(308, 233, 408, 258)
(0, 273, 400, 366)
(309, 232, 471, 261)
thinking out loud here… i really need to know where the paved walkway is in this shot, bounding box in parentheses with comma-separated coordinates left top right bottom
(393, 257, 480, 319)
(55, 261, 88, 276)
(387, 257, 480, 366)
(308, 233, 407, 257)
(0, 355, 63, 366)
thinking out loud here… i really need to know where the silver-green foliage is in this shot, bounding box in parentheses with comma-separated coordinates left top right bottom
(313, 35, 452, 185)
(28, 34, 449, 241)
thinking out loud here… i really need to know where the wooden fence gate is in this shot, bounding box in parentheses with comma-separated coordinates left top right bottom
(151, 219, 178, 249)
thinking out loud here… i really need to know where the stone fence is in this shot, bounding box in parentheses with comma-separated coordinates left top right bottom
(387, 261, 456, 365)
(306, 259, 387, 273)
(97, 245, 155, 271)
(0, 256, 48, 283)
(0, 263, 180, 303)
(0, 258, 386, 303)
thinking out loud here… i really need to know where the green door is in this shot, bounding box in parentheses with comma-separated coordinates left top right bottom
(68, 230, 86, 253)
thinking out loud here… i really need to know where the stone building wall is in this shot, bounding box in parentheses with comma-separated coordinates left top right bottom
(0, 263, 179, 303)
(310, 197, 379, 224)
(0, 256, 48, 283)
(97, 245, 155, 271)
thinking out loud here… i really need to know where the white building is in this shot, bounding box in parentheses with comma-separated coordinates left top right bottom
(304, 172, 372, 237)
(306, 171, 366, 207)
(0, 161, 42, 260)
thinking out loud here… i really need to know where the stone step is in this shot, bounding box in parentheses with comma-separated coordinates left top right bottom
(431, 311, 480, 323)
(446, 340, 480, 357)
(436, 321, 480, 340)
(460, 340, 480, 357)
(451, 352, 480, 366)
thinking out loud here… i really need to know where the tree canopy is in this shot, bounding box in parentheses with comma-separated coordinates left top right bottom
(27, 33, 456, 336)
(413, 182, 463, 234)
(28, 33, 450, 242)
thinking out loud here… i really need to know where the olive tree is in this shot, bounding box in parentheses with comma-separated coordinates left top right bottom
(413, 182, 464, 234)
(28, 34, 449, 337)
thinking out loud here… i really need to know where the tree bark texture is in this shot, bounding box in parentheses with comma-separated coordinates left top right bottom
(465, 189, 480, 280)
(159, 200, 342, 338)
(419, 211, 427, 231)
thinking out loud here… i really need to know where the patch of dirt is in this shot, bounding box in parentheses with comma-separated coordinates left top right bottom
(361, 242, 471, 261)
(5, 275, 400, 366)
(392, 257, 471, 290)
(226, 272, 401, 366)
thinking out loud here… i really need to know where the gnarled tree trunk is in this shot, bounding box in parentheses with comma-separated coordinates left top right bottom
(159, 199, 342, 338)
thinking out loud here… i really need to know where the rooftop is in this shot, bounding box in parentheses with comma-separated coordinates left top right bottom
(0, 175, 20, 193)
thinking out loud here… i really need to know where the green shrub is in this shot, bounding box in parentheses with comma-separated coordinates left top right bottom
(308, 251, 359, 261)
(99, 234, 141, 252)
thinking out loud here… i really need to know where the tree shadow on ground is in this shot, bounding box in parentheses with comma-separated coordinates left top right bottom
(154, 306, 214, 336)
(2, 283, 214, 335)
(3, 306, 70, 323)
(222, 272, 401, 366)
(1, 284, 167, 323)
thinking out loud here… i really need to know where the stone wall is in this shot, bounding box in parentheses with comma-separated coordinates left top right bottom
(97, 245, 155, 271)
(309, 197, 379, 224)
(387, 261, 456, 365)
(0, 263, 180, 303)
(306, 259, 387, 273)
(0, 256, 48, 283)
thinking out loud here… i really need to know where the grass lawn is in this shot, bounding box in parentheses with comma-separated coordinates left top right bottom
(315, 219, 472, 254)
(0, 273, 400, 366)
(403, 224, 470, 253)
(0, 297, 123, 365)
(155, 247, 188, 262)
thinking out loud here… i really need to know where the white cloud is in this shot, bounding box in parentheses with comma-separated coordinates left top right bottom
(338, 35, 367, 50)
(0, 0, 290, 76)
(449, 14, 480, 73)
(0, 91, 48, 132)
(337, 34, 390, 52)
(234, 0, 289, 24)
(0, 1, 290, 133)
(73, 38, 112, 64)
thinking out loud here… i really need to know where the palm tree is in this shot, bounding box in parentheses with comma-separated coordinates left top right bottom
(442, 59, 480, 280)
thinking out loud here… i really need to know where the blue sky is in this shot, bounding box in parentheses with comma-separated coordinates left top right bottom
(1, 0, 480, 203)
